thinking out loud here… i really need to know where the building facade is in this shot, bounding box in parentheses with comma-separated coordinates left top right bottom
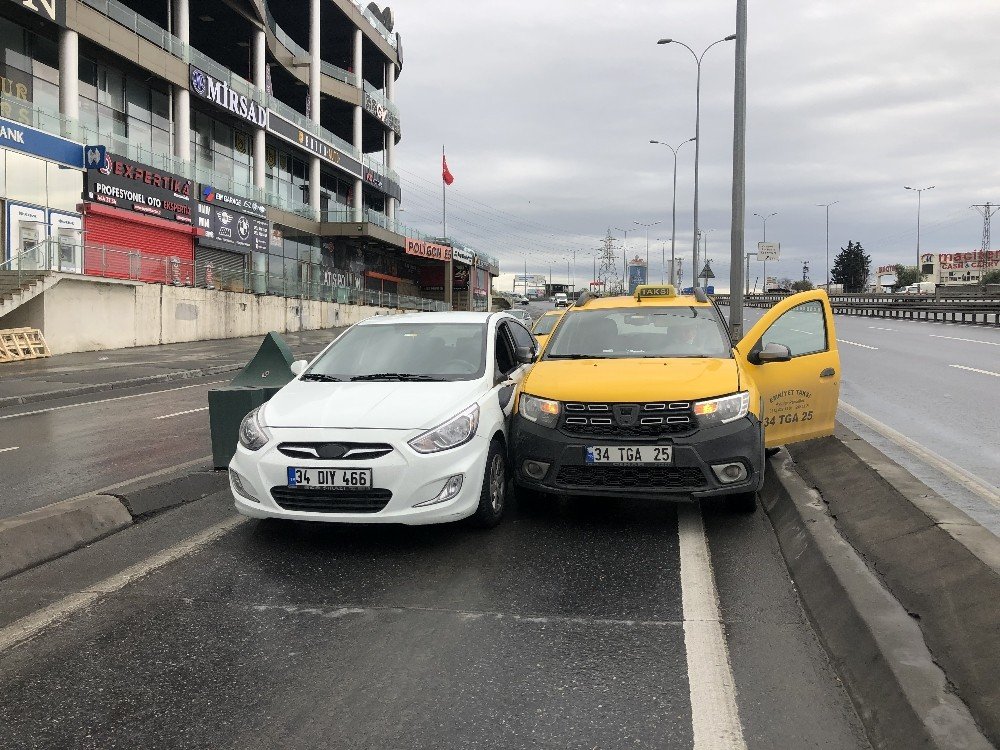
(921, 251, 1000, 286)
(1, 0, 496, 310)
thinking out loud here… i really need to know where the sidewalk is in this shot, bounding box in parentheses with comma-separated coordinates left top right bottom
(0, 328, 344, 407)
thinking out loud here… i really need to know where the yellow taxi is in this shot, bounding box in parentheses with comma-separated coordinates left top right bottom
(531, 309, 566, 351)
(510, 285, 841, 511)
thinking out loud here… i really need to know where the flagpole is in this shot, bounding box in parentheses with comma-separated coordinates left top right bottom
(442, 145, 447, 238)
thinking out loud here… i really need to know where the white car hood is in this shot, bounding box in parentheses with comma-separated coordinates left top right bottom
(263, 378, 486, 430)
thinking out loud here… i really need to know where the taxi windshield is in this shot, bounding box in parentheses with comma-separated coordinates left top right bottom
(305, 322, 487, 381)
(544, 306, 731, 360)
(532, 314, 561, 335)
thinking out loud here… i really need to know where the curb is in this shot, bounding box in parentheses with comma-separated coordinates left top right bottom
(0, 459, 222, 581)
(761, 449, 993, 750)
(0, 363, 244, 409)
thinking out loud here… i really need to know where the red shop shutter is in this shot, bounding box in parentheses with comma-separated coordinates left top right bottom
(83, 206, 196, 284)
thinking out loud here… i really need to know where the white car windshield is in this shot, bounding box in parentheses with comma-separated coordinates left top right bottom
(544, 306, 732, 360)
(533, 315, 561, 335)
(304, 322, 487, 381)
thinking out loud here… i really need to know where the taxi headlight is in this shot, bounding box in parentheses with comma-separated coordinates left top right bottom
(409, 404, 480, 454)
(693, 392, 750, 426)
(519, 394, 561, 428)
(238, 406, 271, 451)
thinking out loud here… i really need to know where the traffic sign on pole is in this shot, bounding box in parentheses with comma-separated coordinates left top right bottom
(757, 242, 780, 261)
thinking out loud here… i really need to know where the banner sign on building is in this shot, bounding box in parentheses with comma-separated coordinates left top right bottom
(1, 116, 82, 168)
(200, 185, 267, 220)
(195, 202, 268, 254)
(86, 154, 193, 224)
(405, 238, 452, 261)
(452, 246, 474, 265)
(936, 250, 1000, 270)
(6, 0, 65, 25)
(267, 112, 363, 178)
(189, 66, 268, 128)
(363, 91, 401, 136)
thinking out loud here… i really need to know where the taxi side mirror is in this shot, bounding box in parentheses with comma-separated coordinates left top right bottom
(749, 342, 792, 365)
(290, 360, 308, 376)
(514, 345, 537, 365)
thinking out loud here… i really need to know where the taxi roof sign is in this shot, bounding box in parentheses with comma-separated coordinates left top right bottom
(634, 284, 677, 301)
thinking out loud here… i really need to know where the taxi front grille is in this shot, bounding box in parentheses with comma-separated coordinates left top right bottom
(270, 487, 392, 513)
(555, 465, 707, 490)
(561, 402, 695, 437)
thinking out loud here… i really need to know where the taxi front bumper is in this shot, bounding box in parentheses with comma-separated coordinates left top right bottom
(510, 414, 764, 500)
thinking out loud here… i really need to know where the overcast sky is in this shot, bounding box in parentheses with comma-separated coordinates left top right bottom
(390, 0, 1000, 292)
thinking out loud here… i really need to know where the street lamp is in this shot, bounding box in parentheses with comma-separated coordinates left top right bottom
(753, 211, 776, 290)
(658, 34, 736, 288)
(816, 201, 839, 289)
(633, 220, 660, 284)
(650, 137, 696, 285)
(904, 186, 935, 281)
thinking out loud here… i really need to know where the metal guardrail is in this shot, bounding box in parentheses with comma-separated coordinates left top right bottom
(1, 243, 449, 312)
(713, 293, 1000, 327)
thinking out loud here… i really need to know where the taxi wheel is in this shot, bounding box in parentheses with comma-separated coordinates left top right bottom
(727, 491, 758, 513)
(470, 440, 507, 529)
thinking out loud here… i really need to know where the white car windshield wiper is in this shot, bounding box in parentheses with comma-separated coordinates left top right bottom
(350, 373, 447, 382)
(300, 373, 344, 382)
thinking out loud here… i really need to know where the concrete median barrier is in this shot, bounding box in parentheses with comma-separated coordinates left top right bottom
(763, 436, 997, 750)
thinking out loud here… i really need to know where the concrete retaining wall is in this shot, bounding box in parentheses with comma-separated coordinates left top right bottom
(3, 275, 402, 355)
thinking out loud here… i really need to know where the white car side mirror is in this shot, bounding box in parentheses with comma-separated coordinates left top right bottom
(290, 360, 308, 376)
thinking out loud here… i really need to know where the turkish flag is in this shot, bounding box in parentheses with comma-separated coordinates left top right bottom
(442, 154, 455, 185)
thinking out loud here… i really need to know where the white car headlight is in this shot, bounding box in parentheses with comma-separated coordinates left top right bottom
(408, 404, 480, 454)
(519, 394, 561, 428)
(238, 406, 271, 451)
(693, 391, 750, 426)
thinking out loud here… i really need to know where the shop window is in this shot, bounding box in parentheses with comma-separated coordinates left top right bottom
(5, 151, 47, 207)
(151, 126, 171, 158)
(1, 24, 31, 73)
(32, 77, 58, 115)
(78, 57, 97, 99)
(46, 162, 83, 213)
(126, 77, 151, 124)
(97, 67, 124, 110)
(151, 88, 170, 131)
(31, 34, 58, 84)
(78, 96, 98, 135)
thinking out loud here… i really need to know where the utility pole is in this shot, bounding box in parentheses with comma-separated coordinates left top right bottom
(971, 202, 999, 254)
(817, 201, 839, 289)
(729, 0, 747, 338)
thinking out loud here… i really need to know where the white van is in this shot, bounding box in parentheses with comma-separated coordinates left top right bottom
(553, 292, 569, 307)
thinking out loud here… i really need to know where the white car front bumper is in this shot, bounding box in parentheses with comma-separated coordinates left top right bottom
(228, 427, 490, 525)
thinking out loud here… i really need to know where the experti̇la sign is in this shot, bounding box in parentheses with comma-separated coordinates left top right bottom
(189, 66, 268, 128)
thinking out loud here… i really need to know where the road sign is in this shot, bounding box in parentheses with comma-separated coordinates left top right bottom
(699, 263, 716, 279)
(757, 242, 780, 261)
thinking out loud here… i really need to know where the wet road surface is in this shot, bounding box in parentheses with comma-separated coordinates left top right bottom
(0, 491, 869, 749)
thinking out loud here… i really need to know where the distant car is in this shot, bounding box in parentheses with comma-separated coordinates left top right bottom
(554, 293, 569, 308)
(517, 296, 530, 305)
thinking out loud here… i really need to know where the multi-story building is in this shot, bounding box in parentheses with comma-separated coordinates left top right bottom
(1, 0, 497, 313)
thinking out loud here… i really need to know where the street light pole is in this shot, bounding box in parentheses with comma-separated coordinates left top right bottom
(816, 201, 839, 289)
(904, 186, 935, 281)
(753, 211, 776, 290)
(634, 220, 660, 285)
(659, 34, 736, 289)
(650, 138, 695, 286)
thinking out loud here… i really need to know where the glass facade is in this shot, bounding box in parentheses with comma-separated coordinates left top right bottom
(1, 17, 58, 125)
(192, 108, 252, 186)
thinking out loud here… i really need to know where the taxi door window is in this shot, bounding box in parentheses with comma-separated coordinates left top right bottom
(757, 301, 827, 357)
(495, 323, 517, 376)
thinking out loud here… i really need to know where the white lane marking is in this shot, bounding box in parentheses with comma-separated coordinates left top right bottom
(156, 407, 210, 420)
(0, 514, 247, 653)
(0, 446, 19, 454)
(837, 339, 879, 350)
(838, 402, 1000, 508)
(678, 504, 747, 750)
(949, 364, 1000, 378)
(789, 328, 817, 335)
(867, 326, 896, 331)
(930, 334, 1000, 347)
(0, 381, 225, 421)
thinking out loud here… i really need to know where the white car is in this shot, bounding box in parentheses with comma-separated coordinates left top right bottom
(229, 312, 537, 527)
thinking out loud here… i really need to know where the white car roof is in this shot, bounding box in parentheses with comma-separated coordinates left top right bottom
(357, 311, 496, 326)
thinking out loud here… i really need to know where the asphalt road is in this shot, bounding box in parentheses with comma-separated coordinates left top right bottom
(0, 489, 870, 749)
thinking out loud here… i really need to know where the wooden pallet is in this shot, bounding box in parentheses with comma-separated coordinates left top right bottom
(0, 328, 51, 362)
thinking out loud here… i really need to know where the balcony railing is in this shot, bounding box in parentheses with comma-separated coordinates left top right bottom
(2, 242, 449, 311)
(362, 81, 401, 134)
(355, 2, 398, 49)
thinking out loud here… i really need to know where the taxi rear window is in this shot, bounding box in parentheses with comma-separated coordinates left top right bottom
(544, 306, 731, 360)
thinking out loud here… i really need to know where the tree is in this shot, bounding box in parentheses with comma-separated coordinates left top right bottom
(981, 269, 1000, 286)
(831, 241, 871, 293)
(893, 264, 921, 288)
(791, 280, 815, 292)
